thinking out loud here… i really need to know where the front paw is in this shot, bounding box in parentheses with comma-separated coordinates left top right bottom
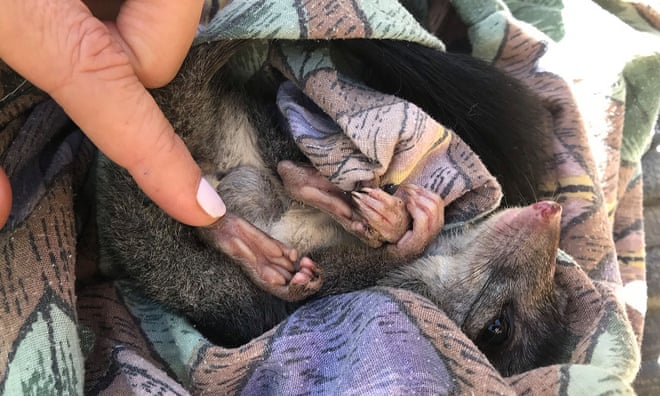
(386, 184, 445, 258)
(351, 187, 411, 245)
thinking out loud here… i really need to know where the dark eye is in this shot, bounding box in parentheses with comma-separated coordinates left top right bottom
(476, 313, 511, 348)
(382, 184, 398, 195)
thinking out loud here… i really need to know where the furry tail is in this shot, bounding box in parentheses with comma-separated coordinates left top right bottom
(178, 39, 247, 86)
(332, 39, 552, 206)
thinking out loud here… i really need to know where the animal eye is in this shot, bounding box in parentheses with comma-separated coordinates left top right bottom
(476, 314, 511, 347)
(382, 184, 398, 194)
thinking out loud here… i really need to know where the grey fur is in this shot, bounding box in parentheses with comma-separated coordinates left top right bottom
(96, 40, 569, 376)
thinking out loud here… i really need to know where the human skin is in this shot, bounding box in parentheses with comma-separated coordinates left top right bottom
(0, 169, 10, 227)
(0, 0, 225, 229)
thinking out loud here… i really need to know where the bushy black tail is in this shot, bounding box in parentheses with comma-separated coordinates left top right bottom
(333, 39, 552, 206)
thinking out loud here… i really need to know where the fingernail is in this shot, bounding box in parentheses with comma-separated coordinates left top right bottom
(197, 177, 226, 218)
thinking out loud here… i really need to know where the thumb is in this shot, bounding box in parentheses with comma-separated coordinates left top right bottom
(0, 0, 225, 226)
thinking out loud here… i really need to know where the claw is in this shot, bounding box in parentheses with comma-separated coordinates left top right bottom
(387, 184, 445, 258)
(351, 186, 410, 244)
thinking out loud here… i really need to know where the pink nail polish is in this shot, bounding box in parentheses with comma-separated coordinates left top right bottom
(196, 177, 226, 218)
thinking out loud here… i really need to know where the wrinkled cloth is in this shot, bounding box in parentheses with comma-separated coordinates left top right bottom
(1, 0, 660, 395)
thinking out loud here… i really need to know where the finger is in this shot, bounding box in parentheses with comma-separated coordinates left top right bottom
(407, 184, 445, 207)
(238, 222, 297, 272)
(228, 237, 258, 264)
(0, 0, 224, 226)
(0, 167, 12, 228)
(268, 255, 296, 273)
(83, 0, 121, 20)
(259, 264, 290, 287)
(351, 190, 387, 215)
(286, 247, 299, 263)
(404, 184, 445, 232)
(395, 230, 415, 251)
(350, 220, 369, 235)
(300, 186, 353, 220)
(56, 48, 226, 226)
(351, 191, 389, 223)
(298, 257, 320, 279)
(406, 199, 429, 235)
(291, 270, 312, 285)
(104, 0, 204, 87)
(299, 257, 318, 273)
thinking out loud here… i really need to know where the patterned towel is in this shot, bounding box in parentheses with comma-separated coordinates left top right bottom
(1, 0, 660, 394)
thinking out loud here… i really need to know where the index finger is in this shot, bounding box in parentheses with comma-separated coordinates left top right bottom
(0, 0, 224, 226)
(95, 0, 205, 88)
(53, 21, 227, 226)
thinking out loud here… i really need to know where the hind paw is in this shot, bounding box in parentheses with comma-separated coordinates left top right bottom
(198, 214, 322, 301)
(285, 257, 323, 301)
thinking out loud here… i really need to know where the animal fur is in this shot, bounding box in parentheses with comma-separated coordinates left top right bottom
(96, 39, 568, 376)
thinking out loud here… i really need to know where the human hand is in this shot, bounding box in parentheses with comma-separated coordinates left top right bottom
(0, 168, 10, 228)
(0, 0, 225, 229)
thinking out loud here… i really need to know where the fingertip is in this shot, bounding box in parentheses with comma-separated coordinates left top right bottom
(128, 153, 225, 227)
(397, 231, 414, 248)
(289, 248, 299, 262)
(405, 199, 417, 214)
(351, 220, 367, 234)
(300, 257, 316, 269)
(0, 167, 12, 229)
(112, 0, 205, 88)
(165, 174, 225, 227)
(133, 60, 180, 89)
(196, 177, 226, 218)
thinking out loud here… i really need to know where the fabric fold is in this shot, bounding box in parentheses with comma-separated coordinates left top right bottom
(1, 0, 659, 395)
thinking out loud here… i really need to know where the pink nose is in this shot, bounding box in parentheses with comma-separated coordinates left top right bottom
(532, 201, 562, 219)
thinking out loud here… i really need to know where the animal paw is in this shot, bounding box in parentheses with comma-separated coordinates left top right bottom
(351, 187, 411, 244)
(277, 160, 353, 219)
(198, 214, 322, 301)
(277, 160, 368, 239)
(287, 257, 323, 301)
(387, 184, 445, 258)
